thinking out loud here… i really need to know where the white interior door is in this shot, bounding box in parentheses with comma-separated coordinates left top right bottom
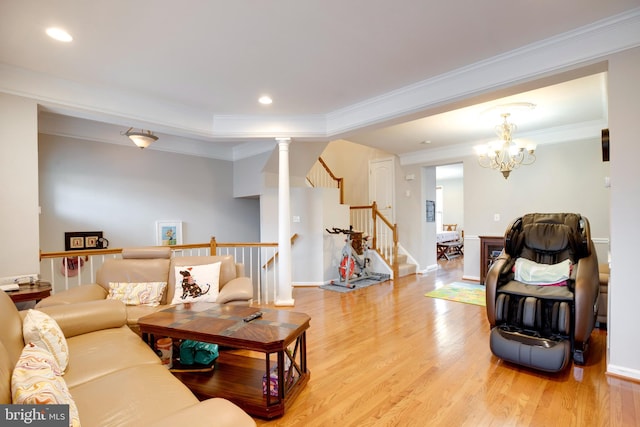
(369, 157, 395, 222)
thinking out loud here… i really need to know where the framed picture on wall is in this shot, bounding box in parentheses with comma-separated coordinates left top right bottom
(156, 221, 182, 246)
(64, 231, 104, 251)
(426, 200, 435, 222)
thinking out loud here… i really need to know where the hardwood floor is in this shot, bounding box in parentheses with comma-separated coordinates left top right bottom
(252, 257, 640, 426)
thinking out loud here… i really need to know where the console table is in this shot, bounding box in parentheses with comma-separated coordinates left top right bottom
(6, 281, 52, 304)
(479, 236, 504, 285)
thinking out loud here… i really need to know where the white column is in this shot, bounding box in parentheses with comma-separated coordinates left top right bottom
(276, 138, 294, 306)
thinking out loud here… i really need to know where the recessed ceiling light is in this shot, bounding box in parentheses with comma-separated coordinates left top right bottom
(258, 95, 273, 105)
(46, 27, 73, 42)
(420, 140, 431, 144)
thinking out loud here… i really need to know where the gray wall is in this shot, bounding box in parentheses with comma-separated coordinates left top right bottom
(320, 139, 391, 206)
(38, 134, 260, 251)
(395, 136, 610, 276)
(0, 94, 39, 282)
(461, 136, 610, 279)
(608, 46, 640, 380)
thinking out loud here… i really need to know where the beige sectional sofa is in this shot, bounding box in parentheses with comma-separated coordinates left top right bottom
(0, 291, 255, 427)
(36, 247, 253, 333)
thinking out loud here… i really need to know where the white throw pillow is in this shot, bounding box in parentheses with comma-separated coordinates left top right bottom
(22, 309, 69, 372)
(12, 343, 81, 426)
(514, 258, 572, 285)
(170, 262, 221, 304)
(107, 281, 167, 306)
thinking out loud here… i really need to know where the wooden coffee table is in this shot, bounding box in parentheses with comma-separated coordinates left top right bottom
(138, 303, 310, 419)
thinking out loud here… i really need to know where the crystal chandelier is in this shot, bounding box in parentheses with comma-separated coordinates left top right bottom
(474, 112, 536, 179)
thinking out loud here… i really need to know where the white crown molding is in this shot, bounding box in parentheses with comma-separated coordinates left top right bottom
(326, 7, 640, 137)
(0, 63, 216, 138)
(212, 114, 327, 139)
(1, 7, 638, 157)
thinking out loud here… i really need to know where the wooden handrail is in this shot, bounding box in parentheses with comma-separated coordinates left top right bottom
(261, 233, 299, 269)
(310, 157, 344, 204)
(40, 240, 280, 261)
(350, 201, 399, 278)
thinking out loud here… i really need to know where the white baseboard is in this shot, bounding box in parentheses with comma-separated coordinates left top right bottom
(421, 264, 438, 274)
(293, 282, 323, 287)
(462, 275, 480, 282)
(607, 364, 640, 382)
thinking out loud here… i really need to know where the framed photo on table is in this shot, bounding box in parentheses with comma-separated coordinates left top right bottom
(156, 221, 182, 246)
(64, 231, 104, 251)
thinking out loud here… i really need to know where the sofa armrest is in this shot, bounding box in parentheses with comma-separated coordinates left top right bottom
(217, 277, 253, 304)
(149, 398, 256, 427)
(34, 299, 128, 338)
(35, 284, 108, 308)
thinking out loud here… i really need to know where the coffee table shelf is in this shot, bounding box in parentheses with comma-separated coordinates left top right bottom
(173, 351, 309, 418)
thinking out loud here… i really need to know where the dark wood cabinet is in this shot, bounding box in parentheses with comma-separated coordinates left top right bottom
(480, 236, 504, 285)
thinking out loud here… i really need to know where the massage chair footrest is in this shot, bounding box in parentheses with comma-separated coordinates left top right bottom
(490, 327, 571, 372)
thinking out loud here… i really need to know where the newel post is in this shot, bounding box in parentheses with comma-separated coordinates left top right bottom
(209, 237, 217, 255)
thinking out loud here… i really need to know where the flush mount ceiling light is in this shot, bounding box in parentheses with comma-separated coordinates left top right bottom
(474, 112, 537, 179)
(46, 27, 73, 42)
(258, 95, 273, 105)
(122, 128, 158, 149)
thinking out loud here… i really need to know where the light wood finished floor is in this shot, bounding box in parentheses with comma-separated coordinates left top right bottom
(252, 257, 640, 426)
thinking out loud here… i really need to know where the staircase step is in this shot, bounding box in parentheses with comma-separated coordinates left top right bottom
(396, 253, 408, 264)
(398, 262, 417, 277)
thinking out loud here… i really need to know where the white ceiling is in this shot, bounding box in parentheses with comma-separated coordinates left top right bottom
(1, 1, 639, 163)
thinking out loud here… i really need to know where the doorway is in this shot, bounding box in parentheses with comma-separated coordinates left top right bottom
(435, 163, 464, 234)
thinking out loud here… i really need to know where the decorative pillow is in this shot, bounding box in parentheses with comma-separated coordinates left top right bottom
(170, 262, 221, 304)
(12, 343, 81, 427)
(514, 258, 572, 285)
(23, 309, 69, 372)
(107, 281, 167, 306)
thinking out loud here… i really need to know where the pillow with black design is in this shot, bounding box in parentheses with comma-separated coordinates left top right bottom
(170, 262, 220, 304)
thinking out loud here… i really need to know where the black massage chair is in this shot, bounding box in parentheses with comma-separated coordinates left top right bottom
(485, 213, 600, 372)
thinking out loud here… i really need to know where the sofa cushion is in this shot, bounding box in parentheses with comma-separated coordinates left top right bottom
(107, 281, 167, 306)
(22, 309, 69, 372)
(170, 262, 220, 304)
(62, 326, 160, 389)
(11, 343, 81, 426)
(167, 255, 237, 303)
(69, 364, 199, 427)
(96, 257, 171, 292)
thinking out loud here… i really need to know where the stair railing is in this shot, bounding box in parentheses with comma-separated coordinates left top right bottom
(306, 157, 344, 204)
(40, 238, 282, 304)
(350, 201, 399, 279)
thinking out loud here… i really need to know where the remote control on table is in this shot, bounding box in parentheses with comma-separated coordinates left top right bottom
(243, 311, 263, 322)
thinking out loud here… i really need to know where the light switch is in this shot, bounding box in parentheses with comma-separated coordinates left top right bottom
(494, 213, 500, 221)
(293, 216, 301, 223)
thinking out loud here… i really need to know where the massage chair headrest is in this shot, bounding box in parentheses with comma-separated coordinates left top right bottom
(504, 213, 590, 261)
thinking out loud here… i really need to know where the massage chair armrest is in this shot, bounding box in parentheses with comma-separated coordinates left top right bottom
(29, 299, 128, 338)
(35, 284, 108, 309)
(573, 249, 600, 344)
(149, 398, 256, 427)
(217, 277, 253, 304)
(485, 252, 513, 326)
